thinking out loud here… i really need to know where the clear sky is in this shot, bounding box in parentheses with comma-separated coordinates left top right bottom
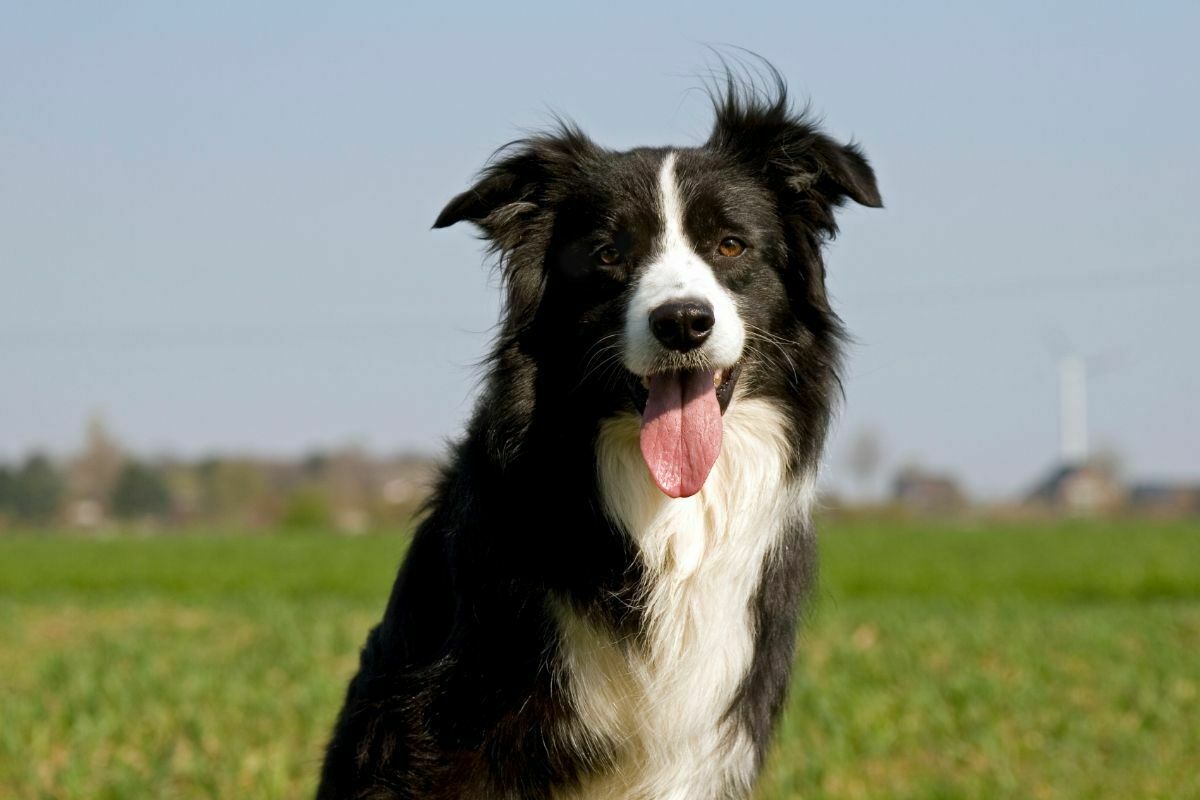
(3, 1, 1197, 497)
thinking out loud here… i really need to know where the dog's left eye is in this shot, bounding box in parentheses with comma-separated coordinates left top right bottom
(717, 237, 746, 258)
(595, 246, 624, 266)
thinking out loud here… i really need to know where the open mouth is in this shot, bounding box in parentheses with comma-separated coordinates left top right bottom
(627, 363, 743, 499)
(629, 363, 742, 417)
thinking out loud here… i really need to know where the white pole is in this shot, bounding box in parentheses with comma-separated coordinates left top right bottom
(1059, 355, 1088, 464)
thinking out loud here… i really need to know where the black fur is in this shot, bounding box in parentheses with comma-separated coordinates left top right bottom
(317, 70, 880, 799)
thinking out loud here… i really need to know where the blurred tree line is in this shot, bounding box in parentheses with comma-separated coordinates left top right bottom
(0, 417, 436, 533)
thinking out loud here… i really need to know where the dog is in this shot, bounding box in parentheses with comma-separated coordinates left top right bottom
(317, 72, 881, 800)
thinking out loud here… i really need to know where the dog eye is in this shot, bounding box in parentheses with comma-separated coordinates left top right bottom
(595, 245, 624, 266)
(717, 237, 746, 258)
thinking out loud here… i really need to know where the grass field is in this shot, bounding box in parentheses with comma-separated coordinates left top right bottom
(1, 519, 1198, 799)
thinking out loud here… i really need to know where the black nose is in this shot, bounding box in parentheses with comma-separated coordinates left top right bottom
(649, 300, 715, 352)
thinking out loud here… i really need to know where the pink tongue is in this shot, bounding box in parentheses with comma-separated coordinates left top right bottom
(639, 370, 723, 498)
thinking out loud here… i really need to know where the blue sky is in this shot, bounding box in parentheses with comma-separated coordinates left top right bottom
(2, 1, 1197, 496)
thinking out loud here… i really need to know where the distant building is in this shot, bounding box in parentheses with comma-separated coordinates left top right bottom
(1021, 353, 1130, 516)
(1025, 462, 1125, 515)
(1128, 483, 1200, 517)
(892, 467, 966, 514)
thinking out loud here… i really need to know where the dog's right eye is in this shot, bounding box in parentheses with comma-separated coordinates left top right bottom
(717, 237, 747, 258)
(594, 246, 624, 267)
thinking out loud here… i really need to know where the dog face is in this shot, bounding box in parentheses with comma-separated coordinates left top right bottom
(435, 86, 880, 496)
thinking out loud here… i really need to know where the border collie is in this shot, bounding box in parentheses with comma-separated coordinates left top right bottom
(317, 72, 881, 800)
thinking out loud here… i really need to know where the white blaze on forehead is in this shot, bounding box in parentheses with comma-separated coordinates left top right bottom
(658, 151, 690, 258)
(623, 152, 745, 375)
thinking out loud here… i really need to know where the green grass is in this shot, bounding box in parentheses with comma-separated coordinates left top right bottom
(1, 519, 1198, 799)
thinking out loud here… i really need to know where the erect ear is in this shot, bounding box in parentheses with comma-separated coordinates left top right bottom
(432, 127, 597, 248)
(707, 81, 882, 235)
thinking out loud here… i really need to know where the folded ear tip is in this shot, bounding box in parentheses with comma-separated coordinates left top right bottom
(433, 193, 472, 229)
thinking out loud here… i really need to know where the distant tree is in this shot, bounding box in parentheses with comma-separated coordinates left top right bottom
(110, 462, 172, 519)
(0, 465, 14, 514)
(326, 447, 373, 532)
(195, 458, 271, 525)
(69, 415, 124, 515)
(300, 451, 329, 480)
(12, 454, 65, 523)
(159, 460, 203, 520)
(281, 488, 332, 531)
(845, 428, 885, 500)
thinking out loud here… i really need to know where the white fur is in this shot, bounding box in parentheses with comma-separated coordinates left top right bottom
(623, 152, 746, 376)
(554, 397, 816, 800)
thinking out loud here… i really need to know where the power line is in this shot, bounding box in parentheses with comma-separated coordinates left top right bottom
(838, 263, 1198, 306)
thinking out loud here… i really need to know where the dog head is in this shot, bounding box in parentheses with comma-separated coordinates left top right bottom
(435, 79, 880, 497)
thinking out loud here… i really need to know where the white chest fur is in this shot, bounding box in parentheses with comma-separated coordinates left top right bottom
(554, 398, 815, 800)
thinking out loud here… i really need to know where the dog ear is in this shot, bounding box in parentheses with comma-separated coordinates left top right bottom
(791, 135, 882, 210)
(432, 151, 544, 231)
(433, 128, 596, 250)
(707, 81, 881, 236)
